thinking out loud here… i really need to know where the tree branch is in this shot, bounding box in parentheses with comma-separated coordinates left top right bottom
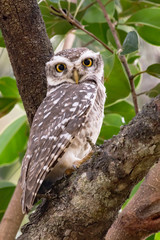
(96, 0, 139, 115)
(17, 95, 160, 240)
(105, 161, 160, 240)
(48, 3, 113, 54)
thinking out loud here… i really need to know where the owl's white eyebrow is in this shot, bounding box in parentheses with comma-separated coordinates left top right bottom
(78, 51, 99, 60)
(47, 56, 71, 66)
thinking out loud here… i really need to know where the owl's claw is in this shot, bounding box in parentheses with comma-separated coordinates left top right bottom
(72, 161, 81, 169)
(65, 168, 74, 176)
(72, 151, 93, 169)
(37, 191, 52, 200)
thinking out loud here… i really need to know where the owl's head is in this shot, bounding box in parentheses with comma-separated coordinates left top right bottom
(46, 48, 104, 87)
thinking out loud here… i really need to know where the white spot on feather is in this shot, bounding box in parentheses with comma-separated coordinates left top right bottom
(43, 165, 49, 172)
(53, 98, 60, 105)
(49, 136, 57, 141)
(44, 112, 51, 119)
(41, 135, 47, 140)
(64, 103, 70, 107)
(70, 107, 76, 112)
(37, 179, 43, 184)
(72, 102, 79, 107)
(60, 133, 71, 139)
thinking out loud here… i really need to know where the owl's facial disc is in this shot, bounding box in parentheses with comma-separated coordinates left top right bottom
(46, 48, 104, 87)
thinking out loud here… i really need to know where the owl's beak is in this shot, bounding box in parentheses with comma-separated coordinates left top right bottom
(73, 69, 79, 84)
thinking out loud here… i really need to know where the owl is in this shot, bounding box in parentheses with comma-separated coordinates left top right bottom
(20, 47, 106, 213)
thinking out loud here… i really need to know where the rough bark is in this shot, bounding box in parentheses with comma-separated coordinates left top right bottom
(0, 0, 53, 125)
(0, 1, 53, 240)
(105, 161, 160, 240)
(17, 96, 160, 240)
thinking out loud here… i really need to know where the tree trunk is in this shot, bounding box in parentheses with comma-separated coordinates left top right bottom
(0, 1, 53, 239)
(0, 0, 53, 125)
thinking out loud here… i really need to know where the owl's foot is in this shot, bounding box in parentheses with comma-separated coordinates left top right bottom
(65, 168, 75, 176)
(72, 151, 93, 169)
(37, 191, 52, 200)
(65, 151, 93, 176)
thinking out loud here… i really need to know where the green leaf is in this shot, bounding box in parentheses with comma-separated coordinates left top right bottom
(105, 101, 135, 123)
(144, 0, 160, 4)
(98, 113, 122, 143)
(102, 53, 115, 78)
(127, 55, 140, 64)
(0, 30, 5, 48)
(103, 113, 123, 127)
(53, 20, 72, 35)
(136, 25, 160, 46)
(146, 235, 155, 240)
(98, 125, 120, 143)
(84, 21, 109, 44)
(146, 64, 160, 78)
(121, 31, 138, 55)
(40, 0, 84, 37)
(126, 8, 160, 29)
(105, 54, 130, 105)
(146, 83, 160, 98)
(155, 232, 160, 240)
(122, 180, 143, 209)
(0, 116, 28, 166)
(107, 29, 127, 49)
(0, 181, 15, 220)
(83, 1, 115, 23)
(0, 77, 20, 98)
(51, 35, 64, 50)
(39, 1, 73, 37)
(0, 97, 18, 118)
(0, 158, 21, 181)
(120, 0, 157, 17)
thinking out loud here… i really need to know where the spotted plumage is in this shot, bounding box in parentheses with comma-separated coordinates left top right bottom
(20, 48, 106, 213)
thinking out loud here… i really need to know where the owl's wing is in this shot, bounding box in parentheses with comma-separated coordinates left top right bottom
(20, 81, 97, 213)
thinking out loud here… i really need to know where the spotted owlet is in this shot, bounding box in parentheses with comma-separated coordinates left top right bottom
(20, 47, 106, 213)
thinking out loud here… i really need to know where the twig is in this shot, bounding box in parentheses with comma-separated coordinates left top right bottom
(104, 0, 113, 7)
(79, 1, 97, 13)
(60, 8, 113, 53)
(74, 0, 84, 18)
(136, 90, 148, 97)
(132, 70, 146, 79)
(97, 0, 139, 114)
(48, 2, 113, 54)
(82, 39, 95, 47)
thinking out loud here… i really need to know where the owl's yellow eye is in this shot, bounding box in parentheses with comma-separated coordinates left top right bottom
(82, 58, 93, 67)
(55, 63, 66, 72)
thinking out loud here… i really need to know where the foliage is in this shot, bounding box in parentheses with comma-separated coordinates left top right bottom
(0, 0, 160, 238)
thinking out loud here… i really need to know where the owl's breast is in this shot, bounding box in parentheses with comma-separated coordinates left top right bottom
(43, 82, 106, 187)
(72, 83, 106, 159)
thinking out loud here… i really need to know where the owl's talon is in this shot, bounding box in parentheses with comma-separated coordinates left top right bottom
(72, 161, 81, 169)
(65, 168, 74, 176)
(37, 192, 52, 200)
